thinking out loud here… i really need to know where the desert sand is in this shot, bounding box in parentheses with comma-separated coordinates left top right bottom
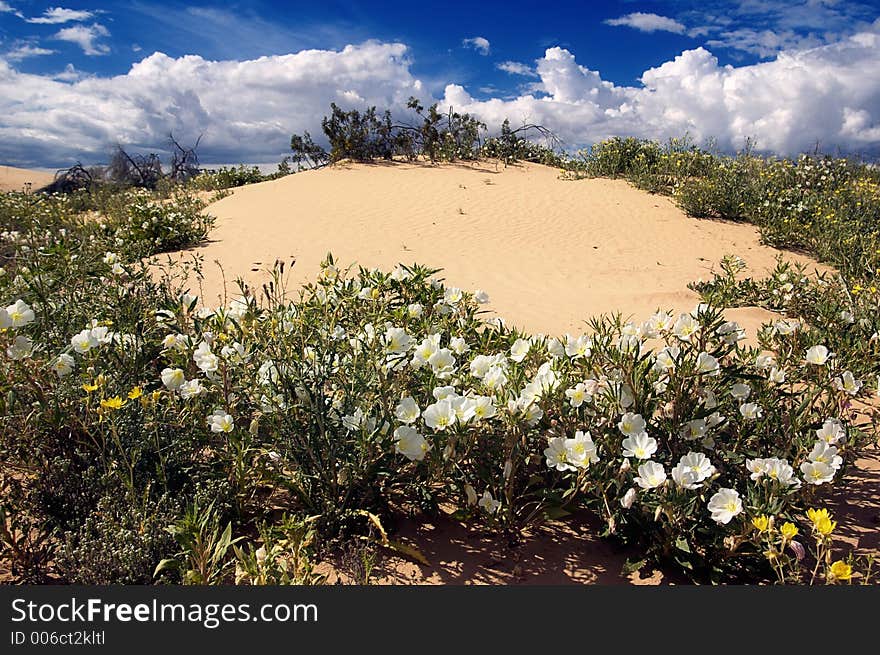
(0, 165, 54, 193)
(183, 160, 824, 338)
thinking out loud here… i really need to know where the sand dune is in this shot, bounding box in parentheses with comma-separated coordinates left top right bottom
(183, 160, 824, 337)
(0, 165, 55, 193)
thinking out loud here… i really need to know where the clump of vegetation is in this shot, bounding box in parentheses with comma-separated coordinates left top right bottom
(290, 99, 562, 167)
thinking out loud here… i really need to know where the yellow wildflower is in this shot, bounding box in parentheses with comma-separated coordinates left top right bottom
(780, 522, 798, 540)
(829, 560, 852, 582)
(128, 386, 143, 400)
(752, 515, 770, 532)
(806, 508, 836, 536)
(100, 396, 127, 410)
(82, 382, 99, 393)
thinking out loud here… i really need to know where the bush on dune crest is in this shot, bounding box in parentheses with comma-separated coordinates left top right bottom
(1, 178, 878, 585)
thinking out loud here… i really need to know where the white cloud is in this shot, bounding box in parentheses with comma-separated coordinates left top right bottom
(5, 45, 56, 61)
(1, 34, 879, 168)
(27, 7, 94, 24)
(497, 61, 537, 77)
(54, 23, 110, 55)
(441, 30, 880, 156)
(0, 42, 423, 167)
(462, 36, 490, 55)
(604, 12, 687, 34)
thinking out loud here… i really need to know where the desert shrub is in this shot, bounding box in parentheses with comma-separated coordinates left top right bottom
(191, 165, 265, 191)
(56, 493, 178, 584)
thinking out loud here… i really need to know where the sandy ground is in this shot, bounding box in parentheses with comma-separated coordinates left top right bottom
(180, 160, 825, 339)
(0, 165, 54, 193)
(166, 160, 874, 585)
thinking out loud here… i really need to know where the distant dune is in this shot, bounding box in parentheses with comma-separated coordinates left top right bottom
(0, 165, 55, 193)
(180, 160, 825, 337)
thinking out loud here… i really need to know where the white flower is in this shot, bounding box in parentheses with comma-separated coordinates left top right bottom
(807, 441, 843, 470)
(671, 452, 716, 489)
(564, 334, 591, 359)
(5, 299, 35, 327)
(755, 353, 775, 370)
(621, 432, 658, 460)
(673, 313, 700, 342)
(618, 412, 647, 437)
(565, 382, 590, 408)
(746, 457, 798, 486)
(394, 425, 431, 461)
(646, 311, 674, 335)
(816, 419, 846, 445)
(634, 461, 667, 489)
(407, 303, 423, 318)
(162, 333, 190, 352)
(464, 484, 478, 506)
(519, 402, 543, 426)
(428, 348, 455, 377)
(483, 365, 508, 390)
(443, 287, 463, 304)
(6, 335, 32, 360)
(800, 461, 836, 485)
(111, 262, 124, 276)
(383, 326, 411, 355)
(769, 367, 786, 384)
(680, 418, 708, 441)
(52, 353, 75, 377)
(620, 487, 637, 509)
(478, 490, 500, 514)
(390, 265, 411, 281)
(161, 367, 185, 390)
(805, 345, 829, 365)
(707, 488, 743, 524)
(717, 321, 745, 345)
(833, 371, 862, 395)
(207, 409, 234, 433)
(546, 337, 565, 358)
(730, 383, 751, 400)
(774, 319, 800, 335)
(473, 289, 490, 304)
(179, 379, 205, 400)
(472, 396, 496, 421)
(653, 346, 680, 372)
(102, 251, 118, 264)
(565, 430, 599, 469)
(193, 341, 219, 373)
(696, 352, 720, 375)
(422, 400, 456, 431)
(449, 336, 470, 355)
(451, 396, 477, 425)
(544, 437, 572, 471)
(510, 338, 531, 362)
(739, 402, 763, 421)
(411, 334, 441, 369)
(342, 408, 375, 433)
(395, 397, 421, 424)
(70, 328, 97, 353)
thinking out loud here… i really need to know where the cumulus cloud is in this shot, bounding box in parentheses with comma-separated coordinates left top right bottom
(441, 30, 880, 156)
(0, 41, 423, 167)
(462, 36, 490, 55)
(604, 12, 687, 34)
(1, 34, 879, 168)
(4, 45, 55, 61)
(54, 23, 110, 55)
(27, 7, 94, 24)
(496, 61, 537, 77)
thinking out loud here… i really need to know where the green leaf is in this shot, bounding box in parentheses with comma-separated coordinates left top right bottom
(153, 558, 178, 578)
(675, 536, 691, 554)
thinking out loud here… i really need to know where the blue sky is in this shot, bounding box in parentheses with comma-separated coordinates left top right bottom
(1, 1, 879, 166)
